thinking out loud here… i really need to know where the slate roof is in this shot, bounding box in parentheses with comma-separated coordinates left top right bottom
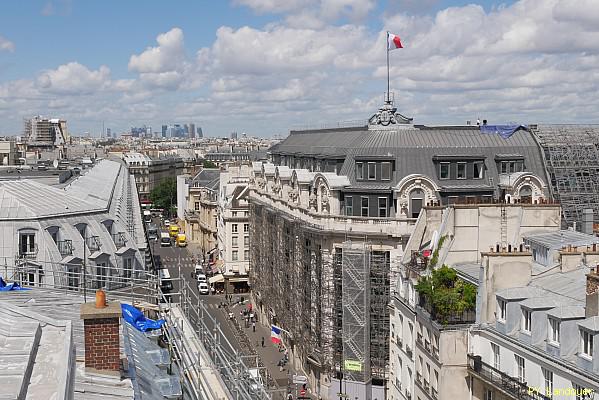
(191, 168, 220, 190)
(270, 124, 548, 191)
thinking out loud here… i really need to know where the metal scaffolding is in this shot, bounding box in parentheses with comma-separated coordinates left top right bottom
(532, 124, 599, 227)
(249, 201, 391, 388)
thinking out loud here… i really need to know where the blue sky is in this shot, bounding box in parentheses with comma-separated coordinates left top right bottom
(0, 0, 596, 137)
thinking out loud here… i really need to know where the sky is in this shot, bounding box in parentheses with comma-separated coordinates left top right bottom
(0, 0, 598, 137)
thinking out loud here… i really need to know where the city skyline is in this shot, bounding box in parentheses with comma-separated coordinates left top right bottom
(1, 0, 598, 137)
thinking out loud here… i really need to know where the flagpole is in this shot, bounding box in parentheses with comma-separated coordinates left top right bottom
(386, 31, 390, 103)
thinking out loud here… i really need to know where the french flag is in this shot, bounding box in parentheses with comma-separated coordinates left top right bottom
(271, 325, 282, 344)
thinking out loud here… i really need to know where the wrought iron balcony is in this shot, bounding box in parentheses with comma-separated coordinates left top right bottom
(467, 354, 551, 400)
(57, 240, 73, 257)
(111, 232, 127, 248)
(18, 244, 38, 259)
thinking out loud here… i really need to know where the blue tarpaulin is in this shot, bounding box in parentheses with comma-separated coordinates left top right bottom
(121, 303, 165, 332)
(0, 277, 30, 291)
(480, 124, 528, 139)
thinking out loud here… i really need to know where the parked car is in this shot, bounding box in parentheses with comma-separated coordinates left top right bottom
(196, 273, 207, 284)
(198, 282, 209, 295)
(164, 219, 171, 227)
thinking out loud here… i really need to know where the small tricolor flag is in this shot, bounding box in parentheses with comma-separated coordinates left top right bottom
(387, 32, 403, 50)
(271, 324, 282, 344)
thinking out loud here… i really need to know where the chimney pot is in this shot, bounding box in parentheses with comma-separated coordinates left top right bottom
(80, 301, 122, 376)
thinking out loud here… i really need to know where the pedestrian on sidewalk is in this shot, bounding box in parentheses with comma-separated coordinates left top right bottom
(252, 321, 256, 332)
(261, 337, 265, 347)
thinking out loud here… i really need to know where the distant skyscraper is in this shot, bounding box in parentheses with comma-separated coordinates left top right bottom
(106, 128, 111, 138)
(197, 127, 203, 138)
(230, 131, 238, 140)
(161, 125, 167, 137)
(189, 123, 195, 138)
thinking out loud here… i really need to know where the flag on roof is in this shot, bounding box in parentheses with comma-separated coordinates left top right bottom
(387, 32, 403, 50)
(271, 324, 282, 344)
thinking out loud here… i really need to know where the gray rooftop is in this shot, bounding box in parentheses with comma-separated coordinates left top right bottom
(270, 124, 548, 191)
(191, 168, 220, 190)
(524, 229, 599, 250)
(0, 288, 177, 400)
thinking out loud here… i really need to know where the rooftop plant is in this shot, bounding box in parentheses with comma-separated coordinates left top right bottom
(415, 264, 476, 324)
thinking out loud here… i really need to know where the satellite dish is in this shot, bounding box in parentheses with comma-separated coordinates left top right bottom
(53, 159, 59, 169)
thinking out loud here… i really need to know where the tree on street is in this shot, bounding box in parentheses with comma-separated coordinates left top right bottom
(150, 177, 177, 217)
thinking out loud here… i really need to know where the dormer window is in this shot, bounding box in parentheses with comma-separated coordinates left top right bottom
(368, 162, 376, 180)
(497, 299, 507, 322)
(474, 161, 484, 179)
(381, 162, 391, 180)
(356, 162, 364, 180)
(581, 329, 594, 359)
(522, 308, 532, 333)
(440, 163, 450, 180)
(548, 318, 560, 345)
(457, 162, 466, 179)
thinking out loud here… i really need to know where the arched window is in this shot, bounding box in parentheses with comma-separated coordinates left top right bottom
(409, 189, 424, 218)
(519, 185, 532, 203)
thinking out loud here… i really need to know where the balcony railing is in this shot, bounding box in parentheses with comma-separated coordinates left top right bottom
(111, 232, 127, 248)
(425, 340, 431, 352)
(56, 240, 73, 257)
(18, 244, 39, 259)
(467, 354, 551, 400)
(423, 380, 430, 391)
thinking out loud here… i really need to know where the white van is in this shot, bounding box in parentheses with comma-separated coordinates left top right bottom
(160, 232, 171, 247)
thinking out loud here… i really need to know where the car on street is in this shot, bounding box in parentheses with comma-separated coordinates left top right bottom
(196, 273, 207, 284)
(198, 282, 209, 295)
(194, 264, 204, 277)
(160, 232, 171, 247)
(164, 219, 170, 227)
(158, 268, 173, 293)
(147, 224, 158, 241)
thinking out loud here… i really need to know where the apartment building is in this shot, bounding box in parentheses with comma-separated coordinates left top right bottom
(390, 202, 599, 400)
(123, 152, 183, 202)
(216, 165, 251, 292)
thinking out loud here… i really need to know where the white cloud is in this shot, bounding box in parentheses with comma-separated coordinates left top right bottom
(3, 0, 599, 136)
(0, 35, 15, 52)
(37, 62, 111, 94)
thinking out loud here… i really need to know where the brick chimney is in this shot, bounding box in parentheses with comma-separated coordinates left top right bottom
(586, 266, 599, 318)
(80, 301, 122, 375)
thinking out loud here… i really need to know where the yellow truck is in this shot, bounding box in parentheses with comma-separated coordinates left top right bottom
(169, 225, 179, 238)
(176, 233, 187, 247)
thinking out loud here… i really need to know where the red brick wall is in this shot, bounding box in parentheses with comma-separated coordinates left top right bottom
(83, 317, 120, 371)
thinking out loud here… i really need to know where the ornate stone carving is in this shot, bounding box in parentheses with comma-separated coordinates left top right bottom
(256, 177, 266, 190)
(288, 188, 299, 203)
(309, 193, 317, 211)
(321, 190, 330, 213)
(368, 102, 413, 127)
(272, 181, 282, 196)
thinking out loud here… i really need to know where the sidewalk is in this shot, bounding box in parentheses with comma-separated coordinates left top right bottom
(226, 300, 317, 400)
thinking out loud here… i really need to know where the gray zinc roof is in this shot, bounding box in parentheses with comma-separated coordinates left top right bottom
(270, 124, 548, 191)
(524, 230, 599, 250)
(192, 168, 220, 190)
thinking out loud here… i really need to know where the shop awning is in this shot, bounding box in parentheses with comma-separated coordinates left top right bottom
(208, 274, 224, 284)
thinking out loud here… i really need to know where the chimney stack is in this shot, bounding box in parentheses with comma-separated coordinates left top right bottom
(80, 297, 122, 376)
(586, 266, 599, 317)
